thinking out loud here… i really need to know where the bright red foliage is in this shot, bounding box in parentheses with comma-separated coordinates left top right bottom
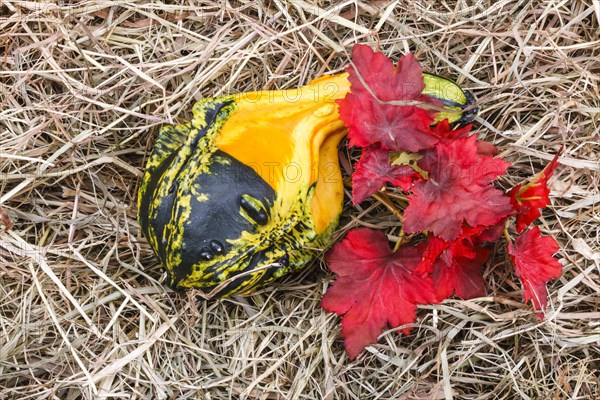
(415, 225, 501, 275)
(431, 120, 498, 155)
(431, 247, 490, 300)
(321, 228, 438, 359)
(403, 135, 513, 241)
(337, 44, 442, 152)
(508, 227, 562, 318)
(510, 151, 561, 233)
(322, 44, 563, 360)
(351, 146, 418, 204)
(416, 225, 501, 300)
(430, 119, 472, 141)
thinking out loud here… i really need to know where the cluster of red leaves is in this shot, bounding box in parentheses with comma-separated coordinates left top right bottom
(322, 44, 564, 359)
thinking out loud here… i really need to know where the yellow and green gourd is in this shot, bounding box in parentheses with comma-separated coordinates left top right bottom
(137, 72, 477, 298)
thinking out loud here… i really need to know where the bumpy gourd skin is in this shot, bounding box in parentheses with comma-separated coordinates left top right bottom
(137, 72, 477, 298)
(138, 75, 350, 297)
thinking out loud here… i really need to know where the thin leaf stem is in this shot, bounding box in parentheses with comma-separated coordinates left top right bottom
(393, 229, 406, 252)
(371, 192, 403, 222)
(503, 218, 512, 243)
(371, 192, 406, 252)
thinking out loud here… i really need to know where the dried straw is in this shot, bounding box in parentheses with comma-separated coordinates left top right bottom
(1, 1, 598, 399)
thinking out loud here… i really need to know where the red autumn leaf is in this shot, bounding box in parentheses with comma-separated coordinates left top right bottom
(352, 145, 418, 204)
(510, 151, 561, 233)
(431, 247, 490, 300)
(508, 226, 562, 319)
(337, 44, 442, 152)
(432, 119, 498, 155)
(403, 135, 513, 241)
(430, 119, 472, 141)
(415, 225, 499, 275)
(416, 226, 495, 300)
(322, 228, 438, 359)
(477, 222, 505, 243)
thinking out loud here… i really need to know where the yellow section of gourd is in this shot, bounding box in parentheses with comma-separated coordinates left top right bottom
(215, 73, 351, 235)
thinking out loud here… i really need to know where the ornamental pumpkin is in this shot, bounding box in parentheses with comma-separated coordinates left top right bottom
(138, 72, 477, 298)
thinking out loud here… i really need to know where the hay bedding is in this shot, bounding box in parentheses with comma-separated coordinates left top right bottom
(0, 1, 598, 399)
